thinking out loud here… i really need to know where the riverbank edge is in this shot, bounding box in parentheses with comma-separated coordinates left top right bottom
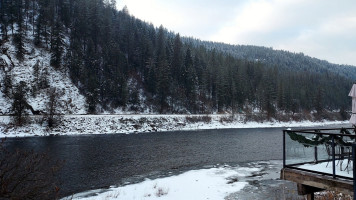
(0, 114, 350, 138)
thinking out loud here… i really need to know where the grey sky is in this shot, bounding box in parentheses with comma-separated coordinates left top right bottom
(117, 0, 356, 66)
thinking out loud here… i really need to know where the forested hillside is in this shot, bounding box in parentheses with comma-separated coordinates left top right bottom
(0, 0, 353, 118)
(189, 39, 356, 81)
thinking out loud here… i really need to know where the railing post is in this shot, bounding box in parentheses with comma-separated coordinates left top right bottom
(314, 146, 318, 163)
(353, 143, 356, 200)
(283, 130, 286, 168)
(332, 135, 336, 179)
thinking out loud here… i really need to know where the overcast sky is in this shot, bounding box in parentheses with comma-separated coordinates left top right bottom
(117, 0, 356, 66)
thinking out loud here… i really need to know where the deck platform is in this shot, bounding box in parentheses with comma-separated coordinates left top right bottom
(281, 167, 354, 199)
(282, 128, 356, 199)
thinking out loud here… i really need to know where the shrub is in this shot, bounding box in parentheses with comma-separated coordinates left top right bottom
(315, 191, 352, 200)
(185, 115, 212, 123)
(11, 82, 29, 126)
(43, 87, 64, 128)
(155, 187, 168, 197)
(0, 139, 63, 199)
(219, 116, 234, 123)
(244, 113, 265, 123)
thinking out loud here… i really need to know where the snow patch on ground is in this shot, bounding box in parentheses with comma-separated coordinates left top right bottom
(0, 114, 349, 138)
(63, 164, 261, 200)
(298, 160, 353, 178)
(64, 160, 306, 200)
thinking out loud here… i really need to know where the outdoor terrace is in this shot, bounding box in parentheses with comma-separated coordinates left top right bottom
(281, 128, 356, 200)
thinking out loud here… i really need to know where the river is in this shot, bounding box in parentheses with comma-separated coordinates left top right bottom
(2, 125, 347, 198)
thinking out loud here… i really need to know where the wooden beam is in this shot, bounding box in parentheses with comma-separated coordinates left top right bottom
(297, 183, 324, 200)
(297, 183, 324, 195)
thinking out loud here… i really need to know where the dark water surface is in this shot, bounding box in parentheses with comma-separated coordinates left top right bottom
(2, 125, 346, 197)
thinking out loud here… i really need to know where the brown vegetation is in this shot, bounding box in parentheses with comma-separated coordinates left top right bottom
(0, 139, 63, 199)
(315, 191, 352, 200)
(185, 116, 212, 123)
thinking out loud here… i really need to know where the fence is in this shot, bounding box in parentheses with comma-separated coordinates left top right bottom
(283, 128, 356, 180)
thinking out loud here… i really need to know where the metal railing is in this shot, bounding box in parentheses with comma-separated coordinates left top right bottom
(283, 128, 356, 180)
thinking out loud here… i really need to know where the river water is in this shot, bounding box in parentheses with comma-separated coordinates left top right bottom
(2, 125, 347, 198)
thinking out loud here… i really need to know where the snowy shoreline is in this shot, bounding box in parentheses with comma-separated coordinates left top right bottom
(63, 163, 257, 200)
(0, 114, 349, 138)
(62, 160, 304, 200)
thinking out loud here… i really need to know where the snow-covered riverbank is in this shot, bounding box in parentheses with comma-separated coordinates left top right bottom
(63, 160, 305, 200)
(64, 164, 252, 200)
(0, 114, 349, 138)
(62, 160, 352, 200)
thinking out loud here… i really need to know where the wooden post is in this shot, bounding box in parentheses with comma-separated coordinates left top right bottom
(307, 193, 314, 200)
(297, 183, 322, 199)
(283, 130, 286, 168)
(314, 146, 318, 163)
(332, 135, 336, 178)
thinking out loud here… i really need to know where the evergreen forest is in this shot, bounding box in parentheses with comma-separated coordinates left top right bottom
(0, 0, 354, 118)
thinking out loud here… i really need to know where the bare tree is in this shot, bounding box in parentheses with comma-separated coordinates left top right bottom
(2, 72, 13, 98)
(44, 87, 63, 128)
(0, 139, 63, 199)
(11, 82, 29, 126)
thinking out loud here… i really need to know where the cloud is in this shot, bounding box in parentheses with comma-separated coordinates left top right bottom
(207, 0, 356, 65)
(209, 0, 321, 44)
(279, 15, 356, 65)
(117, 0, 241, 38)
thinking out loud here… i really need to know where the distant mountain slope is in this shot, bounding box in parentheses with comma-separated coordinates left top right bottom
(186, 39, 356, 80)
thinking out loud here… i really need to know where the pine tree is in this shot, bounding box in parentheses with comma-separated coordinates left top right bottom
(8, 0, 16, 34)
(34, 3, 44, 46)
(155, 26, 171, 112)
(146, 57, 157, 94)
(172, 34, 183, 83)
(183, 48, 197, 111)
(13, 0, 25, 60)
(0, 0, 9, 40)
(39, 64, 49, 89)
(86, 75, 99, 114)
(50, 19, 64, 68)
(157, 58, 171, 112)
(259, 68, 277, 119)
(2, 71, 13, 97)
(314, 87, 323, 114)
(31, 59, 40, 96)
